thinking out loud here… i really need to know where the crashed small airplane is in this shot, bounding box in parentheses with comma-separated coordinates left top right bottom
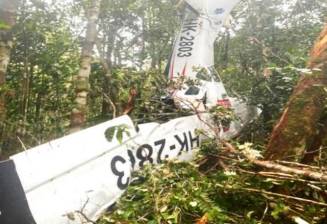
(0, 0, 258, 223)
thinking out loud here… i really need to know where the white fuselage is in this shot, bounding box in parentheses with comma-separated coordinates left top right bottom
(168, 0, 240, 108)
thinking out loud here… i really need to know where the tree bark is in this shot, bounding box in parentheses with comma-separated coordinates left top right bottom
(222, 29, 230, 69)
(222, 140, 327, 183)
(0, 0, 20, 155)
(265, 24, 327, 161)
(100, 24, 116, 117)
(70, 0, 101, 132)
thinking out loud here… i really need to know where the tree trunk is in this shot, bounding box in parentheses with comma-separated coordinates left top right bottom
(222, 29, 230, 69)
(70, 0, 101, 132)
(100, 26, 116, 118)
(0, 0, 20, 155)
(100, 21, 123, 118)
(265, 24, 327, 161)
(139, 14, 146, 70)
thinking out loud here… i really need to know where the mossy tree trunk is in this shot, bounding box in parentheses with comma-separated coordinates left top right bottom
(0, 0, 20, 156)
(265, 24, 327, 161)
(70, 0, 101, 132)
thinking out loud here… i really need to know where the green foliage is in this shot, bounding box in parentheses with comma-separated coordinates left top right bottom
(99, 161, 230, 224)
(1, 0, 80, 155)
(98, 141, 327, 223)
(1, 0, 182, 155)
(0, 20, 11, 30)
(88, 66, 187, 124)
(104, 124, 131, 144)
(215, 0, 327, 142)
(221, 0, 326, 74)
(271, 201, 289, 220)
(209, 105, 238, 129)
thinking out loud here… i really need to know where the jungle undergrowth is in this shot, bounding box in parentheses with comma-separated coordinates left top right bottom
(98, 139, 327, 224)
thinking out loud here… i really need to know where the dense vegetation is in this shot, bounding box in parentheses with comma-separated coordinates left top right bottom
(1, 0, 327, 223)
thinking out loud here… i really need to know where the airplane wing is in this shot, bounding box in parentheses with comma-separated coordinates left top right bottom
(0, 114, 212, 223)
(1, 116, 136, 224)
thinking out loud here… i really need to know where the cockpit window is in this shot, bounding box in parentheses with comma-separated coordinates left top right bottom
(195, 66, 222, 82)
(208, 66, 222, 82)
(185, 86, 200, 95)
(195, 68, 211, 81)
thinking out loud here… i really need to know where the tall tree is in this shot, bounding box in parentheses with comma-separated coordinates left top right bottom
(0, 0, 20, 156)
(265, 23, 327, 161)
(70, 0, 101, 131)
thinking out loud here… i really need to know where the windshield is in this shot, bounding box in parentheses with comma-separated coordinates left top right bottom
(195, 66, 221, 82)
(208, 66, 222, 82)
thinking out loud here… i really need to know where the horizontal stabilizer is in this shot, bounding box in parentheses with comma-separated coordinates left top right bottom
(184, 0, 240, 18)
